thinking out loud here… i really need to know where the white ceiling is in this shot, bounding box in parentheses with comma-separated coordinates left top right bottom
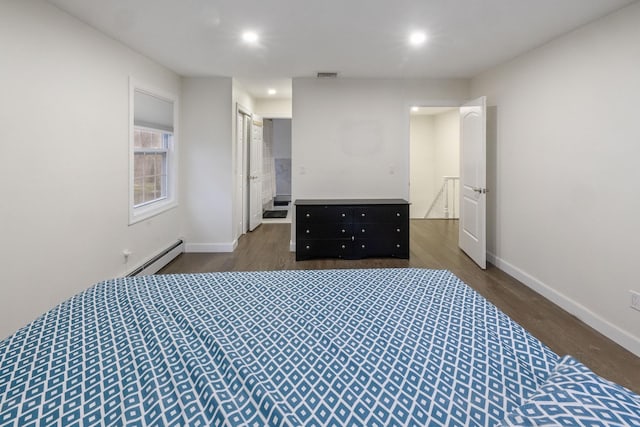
(47, 0, 635, 99)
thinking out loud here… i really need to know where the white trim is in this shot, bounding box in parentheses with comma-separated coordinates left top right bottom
(128, 242, 184, 276)
(185, 241, 238, 253)
(129, 77, 179, 225)
(259, 113, 292, 119)
(130, 200, 179, 224)
(236, 103, 253, 238)
(488, 252, 640, 357)
(290, 241, 296, 252)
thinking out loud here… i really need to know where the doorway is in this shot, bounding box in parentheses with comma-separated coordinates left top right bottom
(261, 118, 292, 223)
(408, 97, 488, 270)
(409, 107, 460, 219)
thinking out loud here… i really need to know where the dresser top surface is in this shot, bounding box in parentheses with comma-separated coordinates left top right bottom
(295, 198, 409, 206)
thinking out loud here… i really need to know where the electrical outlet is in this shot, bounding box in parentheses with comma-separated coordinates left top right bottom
(631, 290, 640, 312)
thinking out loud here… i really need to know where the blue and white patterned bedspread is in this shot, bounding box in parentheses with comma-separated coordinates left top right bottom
(0, 269, 559, 426)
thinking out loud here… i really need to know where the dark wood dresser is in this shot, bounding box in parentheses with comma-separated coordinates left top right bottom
(295, 199, 409, 261)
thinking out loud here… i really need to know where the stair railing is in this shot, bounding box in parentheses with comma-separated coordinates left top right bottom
(424, 176, 460, 219)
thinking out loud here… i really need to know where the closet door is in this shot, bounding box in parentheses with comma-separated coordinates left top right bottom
(249, 116, 263, 231)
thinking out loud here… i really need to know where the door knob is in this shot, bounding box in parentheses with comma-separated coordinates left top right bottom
(472, 187, 487, 194)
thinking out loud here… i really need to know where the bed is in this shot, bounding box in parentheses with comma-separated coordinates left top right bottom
(1, 268, 638, 426)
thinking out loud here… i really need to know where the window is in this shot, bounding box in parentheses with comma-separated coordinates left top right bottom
(133, 127, 170, 206)
(130, 82, 177, 224)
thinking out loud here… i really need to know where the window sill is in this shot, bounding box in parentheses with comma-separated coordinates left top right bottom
(129, 199, 178, 225)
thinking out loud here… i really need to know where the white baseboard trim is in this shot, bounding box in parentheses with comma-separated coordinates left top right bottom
(290, 241, 296, 252)
(128, 240, 184, 276)
(185, 240, 237, 253)
(488, 252, 640, 358)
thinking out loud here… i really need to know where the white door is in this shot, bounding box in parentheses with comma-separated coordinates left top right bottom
(236, 110, 245, 237)
(249, 116, 263, 231)
(459, 96, 487, 269)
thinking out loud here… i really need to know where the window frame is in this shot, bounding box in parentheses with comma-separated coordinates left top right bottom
(129, 79, 178, 225)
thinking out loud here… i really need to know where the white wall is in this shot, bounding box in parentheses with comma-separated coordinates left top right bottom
(272, 119, 292, 160)
(471, 2, 640, 355)
(433, 110, 461, 218)
(292, 78, 468, 200)
(233, 81, 256, 115)
(181, 77, 234, 252)
(409, 115, 436, 217)
(254, 98, 292, 118)
(0, 0, 182, 339)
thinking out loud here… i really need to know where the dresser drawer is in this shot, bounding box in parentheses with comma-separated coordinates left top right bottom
(296, 223, 353, 239)
(353, 205, 408, 223)
(296, 239, 353, 260)
(353, 222, 405, 237)
(353, 238, 409, 258)
(297, 205, 352, 224)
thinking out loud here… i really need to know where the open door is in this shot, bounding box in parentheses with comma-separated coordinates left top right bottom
(459, 97, 487, 269)
(249, 115, 263, 231)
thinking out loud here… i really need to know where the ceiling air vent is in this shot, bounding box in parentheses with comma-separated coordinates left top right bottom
(316, 72, 338, 78)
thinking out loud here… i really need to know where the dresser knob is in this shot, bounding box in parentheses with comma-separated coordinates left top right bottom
(361, 213, 366, 217)
(341, 229, 345, 233)
(361, 228, 365, 233)
(396, 244, 401, 248)
(361, 244, 366, 248)
(341, 244, 346, 249)
(305, 245, 310, 250)
(306, 229, 310, 234)
(341, 213, 346, 217)
(396, 228, 400, 232)
(306, 213, 310, 218)
(396, 212, 400, 217)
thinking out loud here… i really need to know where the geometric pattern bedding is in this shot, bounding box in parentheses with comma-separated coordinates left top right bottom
(0, 268, 561, 426)
(499, 355, 640, 426)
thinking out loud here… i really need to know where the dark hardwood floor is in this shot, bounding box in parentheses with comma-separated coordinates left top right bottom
(159, 219, 640, 393)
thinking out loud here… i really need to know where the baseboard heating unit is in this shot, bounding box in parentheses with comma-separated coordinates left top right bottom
(127, 240, 184, 277)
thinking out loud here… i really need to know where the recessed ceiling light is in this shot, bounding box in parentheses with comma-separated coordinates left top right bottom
(268, 88, 277, 96)
(411, 106, 419, 112)
(409, 31, 427, 46)
(242, 31, 259, 44)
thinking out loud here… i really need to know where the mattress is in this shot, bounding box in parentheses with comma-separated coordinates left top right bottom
(0, 269, 567, 425)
